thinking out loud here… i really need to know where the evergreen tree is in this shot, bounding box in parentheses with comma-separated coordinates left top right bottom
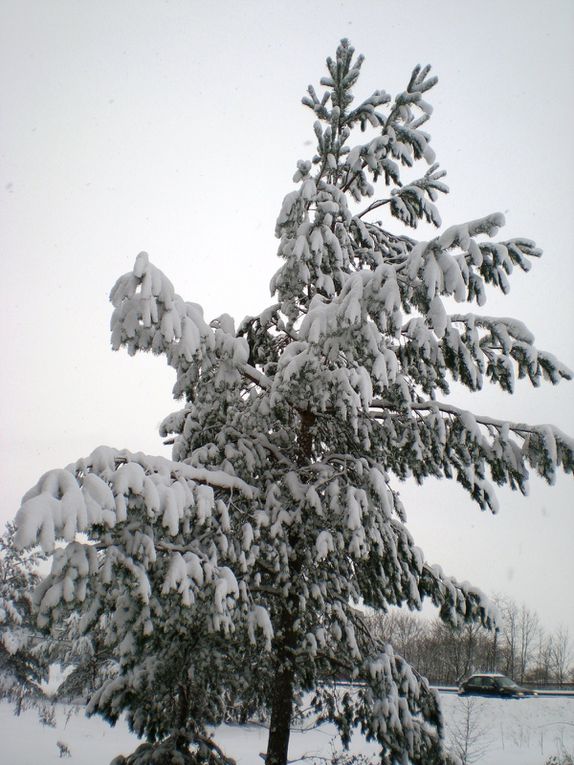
(13, 40, 572, 765)
(0, 523, 49, 715)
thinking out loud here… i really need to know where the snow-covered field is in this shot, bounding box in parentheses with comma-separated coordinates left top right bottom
(1, 693, 573, 764)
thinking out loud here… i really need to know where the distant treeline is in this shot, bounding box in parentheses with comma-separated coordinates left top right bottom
(364, 597, 573, 687)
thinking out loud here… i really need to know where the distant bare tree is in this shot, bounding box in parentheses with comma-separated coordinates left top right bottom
(527, 626, 551, 684)
(550, 627, 572, 685)
(516, 604, 540, 682)
(367, 610, 427, 667)
(496, 595, 518, 678)
(493, 596, 539, 681)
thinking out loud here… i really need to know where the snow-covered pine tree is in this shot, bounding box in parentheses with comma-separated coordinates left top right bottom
(0, 524, 50, 716)
(14, 40, 573, 765)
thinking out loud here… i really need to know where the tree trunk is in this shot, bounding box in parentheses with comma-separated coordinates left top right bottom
(266, 412, 311, 764)
(266, 659, 295, 765)
(265, 594, 298, 764)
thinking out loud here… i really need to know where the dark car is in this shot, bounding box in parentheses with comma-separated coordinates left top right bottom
(458, 673, 538, 698)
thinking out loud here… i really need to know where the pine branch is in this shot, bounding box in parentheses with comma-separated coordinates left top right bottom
(355, 196, 391, 219)
(369, 398, 566, 437)
(242, 362, 272, 389)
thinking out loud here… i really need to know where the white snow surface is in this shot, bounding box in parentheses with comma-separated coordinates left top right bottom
(1, 693, 573, 765)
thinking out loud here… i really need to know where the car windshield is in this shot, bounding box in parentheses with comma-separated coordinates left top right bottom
(496, 677, 519, 688)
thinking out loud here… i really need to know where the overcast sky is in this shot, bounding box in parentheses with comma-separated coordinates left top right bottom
(1, 0, 573, 635)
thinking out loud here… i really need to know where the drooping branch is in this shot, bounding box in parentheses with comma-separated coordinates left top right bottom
(370, 397, 569, 439)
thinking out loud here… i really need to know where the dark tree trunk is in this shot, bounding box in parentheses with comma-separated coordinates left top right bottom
(265, 594, 299, 764)
(297, 410, 315, 465)
(266, 412, 312, 764)
(266, 659, 295, 765)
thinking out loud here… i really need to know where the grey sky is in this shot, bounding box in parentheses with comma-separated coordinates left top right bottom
(1, 0, 573, 633)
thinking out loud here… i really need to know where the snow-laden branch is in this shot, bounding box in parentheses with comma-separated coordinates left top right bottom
(110, 252, 251, 400)
(368, 397, 573, 507)
(15, 446, 256, 554)
(370, 397, 571, 439)
(241, 362, 272, 389)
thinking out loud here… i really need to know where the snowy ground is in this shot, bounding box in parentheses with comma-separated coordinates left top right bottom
(1, 693, 573, 764)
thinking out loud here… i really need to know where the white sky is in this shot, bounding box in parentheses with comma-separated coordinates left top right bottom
(1, 0, 573, 635)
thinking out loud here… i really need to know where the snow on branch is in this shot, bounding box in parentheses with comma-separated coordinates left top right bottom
(15, 446, 255, 554)
(401, 214, 542, 308)
(446, 313, 573, 392)
(399, 311, 572, 398)
(369, 398, 574, 498)
(110, 253, 250, 400)
(420, 564, 496, 629)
